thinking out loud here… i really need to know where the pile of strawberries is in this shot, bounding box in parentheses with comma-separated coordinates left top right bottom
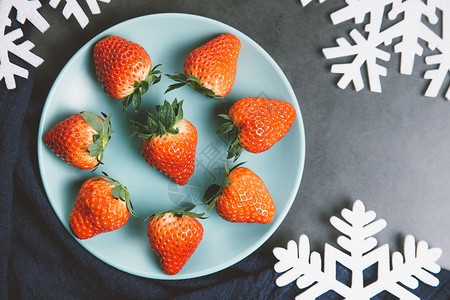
(43, 34, 297, 275)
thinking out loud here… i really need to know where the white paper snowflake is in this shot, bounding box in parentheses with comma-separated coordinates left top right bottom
(301, 0, 450, 101)
(0, 0, 110, 90)
(273, 200, 442, 299)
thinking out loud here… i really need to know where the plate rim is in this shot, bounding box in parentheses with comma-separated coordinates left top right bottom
(37, 12, 306, 280)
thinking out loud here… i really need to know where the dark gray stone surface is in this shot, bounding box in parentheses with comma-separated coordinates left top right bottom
(30, 0, 449, 269)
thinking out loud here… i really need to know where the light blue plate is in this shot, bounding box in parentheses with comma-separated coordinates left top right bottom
(37, 13, 305, 279)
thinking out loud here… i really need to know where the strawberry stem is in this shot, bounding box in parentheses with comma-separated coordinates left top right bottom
(147, 207, 206, 221)
(203, 184, 222, 212)
(165, 72, 221, 99)
(203, 162, 246, 211)
(130, 98, 184, 140)
(81, 111, 113, 170)
(216, 114, 243, 161)
(122, 64, 162, 112)
(93, 173, 136, 216)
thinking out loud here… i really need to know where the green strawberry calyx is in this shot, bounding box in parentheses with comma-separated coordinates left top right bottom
(216, 113, 243, 162)
(147, 204, 206, 221)
(94, 173, 136, 216)
(203, 162, 246, 211)
(130, 98, 184, 140)
(80, 111, 113, 170)
(165, 72, 221, 99)
(122, 64, 163, 113)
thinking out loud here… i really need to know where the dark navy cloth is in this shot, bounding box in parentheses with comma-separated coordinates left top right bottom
(1, 15, 449, 300)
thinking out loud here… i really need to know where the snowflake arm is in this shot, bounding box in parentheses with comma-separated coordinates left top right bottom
(328, 201, 387, 298)
(0, 29, 43, 89)
(381, 0, 440, 75)
(330, 0, 398, 25)
(299, 0, 326, 8)
(388, 0, 438, 26)
(330, 201, 386, 256)
(273, 235, 351, 300)
(424, 0, 450, 100)
(323, 29, 390, 93)
(0, 0, 50, 35)
(49, 0, 111, 28)
(364, 235, 442, 299)
(11, 0, 50, 33)
(392, 236, 442, 289)
(49, 0, 88, 28)
(0, 0, 46, 89)
(273, 235, 324, 288)
(86, 0, 111, 15)
(324, 2, 394, 93)
(424, 53, 450, 100)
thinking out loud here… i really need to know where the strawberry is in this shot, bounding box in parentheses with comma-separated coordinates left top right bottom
(166, 33, 241, 98)
(69, 174, 135, 239)
(93, 36, 161, 111)
(44, 111, 112, 170)
(204, 163, 275, 224)
(147, 209, 204, 275)
(217, 97, 296, 161)
(130, 99, 197, 185)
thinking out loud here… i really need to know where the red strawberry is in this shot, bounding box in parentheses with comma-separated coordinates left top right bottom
(130, 99, 197, 185)
(44, 111, 112, 170)
(147, 210, 204, 275)
(69, 174, 135, 239)
(205, 164, 275, 224)
(217, 97, 296, 161)
(166, 33, 241, 98)
(93, 36, 161, 111)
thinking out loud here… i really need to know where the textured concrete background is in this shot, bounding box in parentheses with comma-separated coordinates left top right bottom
(30, 0, 450, 269)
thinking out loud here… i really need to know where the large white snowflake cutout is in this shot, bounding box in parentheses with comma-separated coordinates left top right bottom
(0, 0, 110, 90)
(301, 0, 450, 101)
(273, 200, 442, 299)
